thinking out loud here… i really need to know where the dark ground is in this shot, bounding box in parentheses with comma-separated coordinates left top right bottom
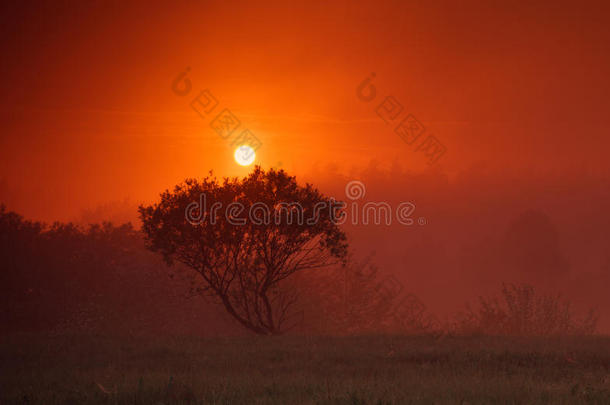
(1, 334, 609, 404)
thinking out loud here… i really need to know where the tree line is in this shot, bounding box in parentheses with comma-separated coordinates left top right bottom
(0, 168, 598, 336)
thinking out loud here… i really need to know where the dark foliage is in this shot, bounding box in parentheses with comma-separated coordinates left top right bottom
(0, 204, 222, 335)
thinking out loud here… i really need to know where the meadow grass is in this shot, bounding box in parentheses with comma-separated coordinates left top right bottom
(1, 334, 609, 404)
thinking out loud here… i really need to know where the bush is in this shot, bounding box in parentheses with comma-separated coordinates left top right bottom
(293, 256, 435, 335)
(454, 283, 598, 336)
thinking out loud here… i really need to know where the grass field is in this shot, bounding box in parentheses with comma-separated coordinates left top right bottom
(1, 334, 609, 404)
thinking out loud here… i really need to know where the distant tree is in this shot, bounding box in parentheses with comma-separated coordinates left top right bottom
(501, 210, 569, 285)
(138, 167, 348, 335)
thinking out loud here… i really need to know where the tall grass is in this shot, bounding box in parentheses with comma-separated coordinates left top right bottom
(1, 334, 609, 404)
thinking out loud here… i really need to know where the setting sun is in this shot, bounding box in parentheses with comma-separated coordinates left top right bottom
(234, 145, 256, 166)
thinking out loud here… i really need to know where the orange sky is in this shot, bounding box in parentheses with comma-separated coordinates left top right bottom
(2, 0, 610, 331)
(0, 0, 609, 220)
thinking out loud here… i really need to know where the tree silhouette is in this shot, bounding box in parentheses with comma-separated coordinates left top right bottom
(138, 167, 348, 335)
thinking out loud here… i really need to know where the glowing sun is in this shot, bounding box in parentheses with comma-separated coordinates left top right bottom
(234, 145, 255, 166)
